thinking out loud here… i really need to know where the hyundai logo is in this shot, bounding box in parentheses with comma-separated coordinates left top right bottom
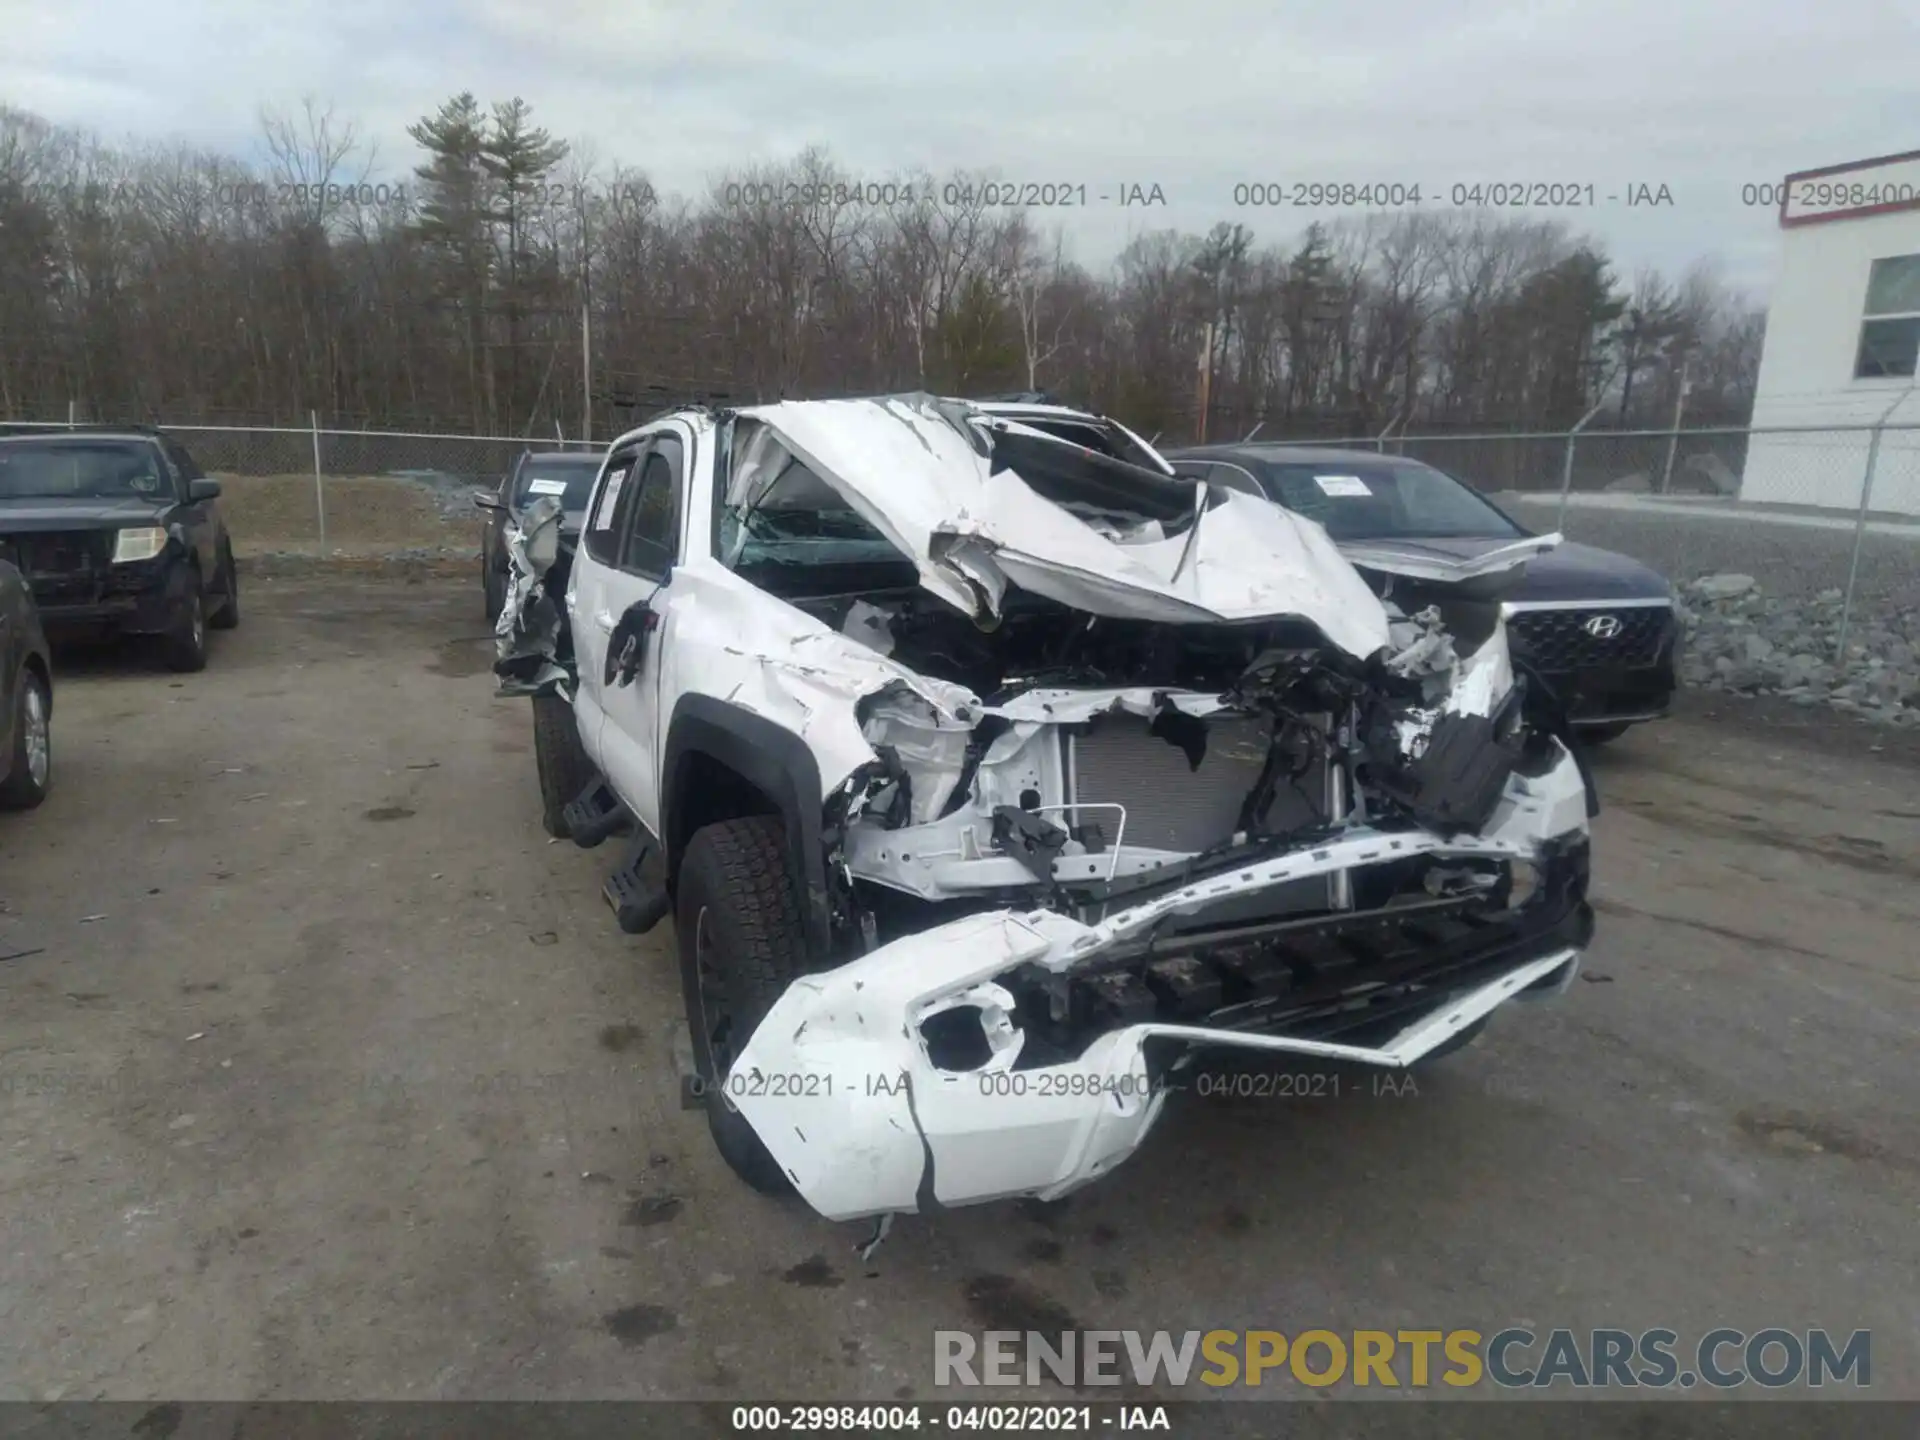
(1583, 614, 1624, 640)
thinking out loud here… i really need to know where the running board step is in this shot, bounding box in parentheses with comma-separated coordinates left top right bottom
(603, 835, 671, 935)
(563, 778, 630, 849)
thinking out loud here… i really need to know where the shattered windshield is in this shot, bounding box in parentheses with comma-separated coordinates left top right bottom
(1256, 459, 1525, 541)
(0, 439, 171, 500)
(718, 421, 916, 582)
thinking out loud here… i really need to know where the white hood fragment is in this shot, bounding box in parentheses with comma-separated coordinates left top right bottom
(494, 495, 572, 695)
(741, 395, 1395, 661)
(1339, 533, 1563, 583)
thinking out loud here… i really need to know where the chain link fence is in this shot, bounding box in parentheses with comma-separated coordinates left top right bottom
(4, 411, 1917, 722)
(0, 418, 602, 560)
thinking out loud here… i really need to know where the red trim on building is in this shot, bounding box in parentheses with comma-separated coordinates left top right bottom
(1778, 149, 1920, 228)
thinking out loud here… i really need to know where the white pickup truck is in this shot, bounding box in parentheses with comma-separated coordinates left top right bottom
(492, 393, 1597, 1225)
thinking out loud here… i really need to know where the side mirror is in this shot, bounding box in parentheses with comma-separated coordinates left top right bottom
(474, 491, 507, 513)
(188, 478, 222, 501)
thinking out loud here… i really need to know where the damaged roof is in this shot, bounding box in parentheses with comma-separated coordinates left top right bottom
(736, 393, 1396, 660)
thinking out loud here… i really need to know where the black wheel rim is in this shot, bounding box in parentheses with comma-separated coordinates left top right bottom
(692, 905, 737, 1079)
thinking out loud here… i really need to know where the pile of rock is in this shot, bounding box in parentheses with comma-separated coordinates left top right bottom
(1676, 573, 1920, 726)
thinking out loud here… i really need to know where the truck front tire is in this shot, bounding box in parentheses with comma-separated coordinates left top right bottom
(532, 695, 594, 838)
(675, 815, 803, 1195)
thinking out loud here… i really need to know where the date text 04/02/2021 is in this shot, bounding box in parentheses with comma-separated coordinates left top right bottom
(681, 1068, 1421, 1109)
(729, 1404, 1172, 1432)
(683, 1069, 1160, 1104)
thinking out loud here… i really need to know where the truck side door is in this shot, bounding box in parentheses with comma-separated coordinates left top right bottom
(568, 440, 644, 775)
(589, 428, 688, 840)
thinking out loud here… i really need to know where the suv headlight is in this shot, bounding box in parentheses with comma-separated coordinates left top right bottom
(112, 527, 169, 563)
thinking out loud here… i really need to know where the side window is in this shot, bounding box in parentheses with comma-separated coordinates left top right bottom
(619, 434, 682, 577)
(583, 447, 641, 567)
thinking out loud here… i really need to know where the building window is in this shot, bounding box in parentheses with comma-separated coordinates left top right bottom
(1855, 254, 1920, 378)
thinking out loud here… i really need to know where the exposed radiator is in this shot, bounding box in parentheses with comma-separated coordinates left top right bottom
(1065, 713, 1329, 853)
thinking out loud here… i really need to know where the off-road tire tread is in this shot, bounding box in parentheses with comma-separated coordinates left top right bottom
(678, 814, 804, 1194)
(688, 815, 805, 1018)
(532, 695, 594, 838)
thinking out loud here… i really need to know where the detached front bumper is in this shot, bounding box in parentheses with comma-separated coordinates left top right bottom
(729, 744, 1594, 1221)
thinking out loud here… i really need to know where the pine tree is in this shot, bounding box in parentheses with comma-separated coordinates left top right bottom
(480, 99, 568, 431)
(408, 94, 492, 428)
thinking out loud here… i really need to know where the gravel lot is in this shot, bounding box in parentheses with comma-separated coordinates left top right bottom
(215, 473, 484, 560)
(0, 573, 1915, 1418)
(1501, 493, 1918, 610)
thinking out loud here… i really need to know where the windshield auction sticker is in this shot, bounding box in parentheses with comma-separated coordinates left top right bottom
(1313, 474, 1373, 496)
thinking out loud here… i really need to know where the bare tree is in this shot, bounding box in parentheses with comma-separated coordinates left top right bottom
(0, 99, 1763, 446)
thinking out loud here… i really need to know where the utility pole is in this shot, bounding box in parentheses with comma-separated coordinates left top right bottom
(579, 200, 594, 446)
(1196, 322, 1215, 444)
(1658, 356, 1691, 494)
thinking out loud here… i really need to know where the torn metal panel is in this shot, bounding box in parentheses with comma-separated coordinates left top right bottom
(493, 495, 573, 696)
(741, 395, 1394, 659)
(728, 748, 1591, 1221)
(652, 563, 984, 798)
(1340, 532, 1563, 584)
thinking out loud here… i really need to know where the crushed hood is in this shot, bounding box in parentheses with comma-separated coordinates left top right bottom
(739, 394, 1395, 661)
(1338, 533, 1560, 584)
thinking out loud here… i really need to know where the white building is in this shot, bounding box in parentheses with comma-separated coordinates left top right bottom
(1743, 148, 1920, 515)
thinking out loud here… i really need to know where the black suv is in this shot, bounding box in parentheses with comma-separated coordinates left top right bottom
(1169, 444, 1679, 740)
(0, 557, 53, 809)
(0, 426, 239, 672)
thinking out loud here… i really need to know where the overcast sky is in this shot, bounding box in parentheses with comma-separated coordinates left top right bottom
(5, 0, 1916, 296)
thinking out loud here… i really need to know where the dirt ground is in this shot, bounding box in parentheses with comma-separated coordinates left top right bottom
(216, 475, 484, 557)
(0, 573, 1915, 1411)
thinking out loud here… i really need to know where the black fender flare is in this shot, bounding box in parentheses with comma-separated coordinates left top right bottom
(159, 546, 204, 604)
(660, 694, 831, 961)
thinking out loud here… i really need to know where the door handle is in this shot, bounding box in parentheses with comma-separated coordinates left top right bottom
(593, 610, 616, 633)
(602, 599, 663, 689)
